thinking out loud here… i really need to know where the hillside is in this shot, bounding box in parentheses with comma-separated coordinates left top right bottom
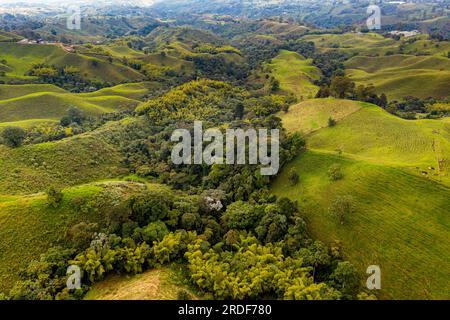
(267, 50, 321, 100)
(272, 150, 450, 299)
(273, 99, 450, 299)
(345, 55, 450, 100)
(0, 82, 157, 125)
(0, 119, 132, 194)
(0, 181, 148, 293)
(0, 43, 143, 83)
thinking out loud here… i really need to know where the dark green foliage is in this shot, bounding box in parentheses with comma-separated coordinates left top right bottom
(330, 195, 355, 225)
(129, 191, 173, 226)
(222, 201, 260, 230)
(66, 222, 98, 250)
(329, 261, 360, 299)
(327, 164, 343, 181)
(46, 186, 63, 208)
(328, 117, 337, 127)
(1, 126, 26, 147)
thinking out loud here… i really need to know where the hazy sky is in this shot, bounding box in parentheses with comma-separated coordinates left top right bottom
(0, 0, 161, 4)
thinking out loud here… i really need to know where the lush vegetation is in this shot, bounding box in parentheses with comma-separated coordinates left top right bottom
(0, 0, 449, 301)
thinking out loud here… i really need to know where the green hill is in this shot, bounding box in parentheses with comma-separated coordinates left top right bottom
(0, 82, 156, 124)
(267, 50, 321, 100)
(0, 92, 139, 122)
(272, 150, 450, 300)
(345, 55, 450, 100)
(280, 98, 362, 133)
(274, 99, 450, 299)
(306, 104, 450, 180)
(0, 119, 133, 194)
(0, 43, 143, 83)
(302, 33, 397, 56)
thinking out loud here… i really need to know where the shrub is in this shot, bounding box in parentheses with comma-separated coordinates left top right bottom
(1, 126, 26, 147)
(288, 168, 299, 186)
(327, 164, 343, 181)
(177, 289, 192, 300)
(329, 195, 354, 225)
(328, 117, 337, 127)
(46, 186, 63, 208)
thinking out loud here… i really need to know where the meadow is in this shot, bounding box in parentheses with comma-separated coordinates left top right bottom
(273, 99, 450, 299)
(267, 50, 321, 100)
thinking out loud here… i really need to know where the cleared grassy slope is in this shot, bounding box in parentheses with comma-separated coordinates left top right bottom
(279, 98, 362, 134)
(302, 33, 397, 55)
(0, 43, 143, 83)
(345, 55, 450, 100)
(0, 92, 139, 122)
(272, 150, 450, 300)
(306, 104, 450, 181)
(0, 119, 132, 194)
(267, 50, 321, 100)
(85, 267, 197, 300)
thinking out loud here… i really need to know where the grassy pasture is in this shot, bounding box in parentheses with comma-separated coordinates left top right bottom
(267, 50, 321, 99)
(279, 98, 363, 134)
(272, 150, 450, 299)
(0, 43, 143, 83)
(306, 104, 450, 181)
(0, 120, 130, 194)
(345, 54, 450, 99)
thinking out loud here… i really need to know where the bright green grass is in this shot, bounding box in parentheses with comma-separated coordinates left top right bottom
(272, 150, 450, 299)
(302, 32, 397, 56)
(0, 91, 139, 122)
(0, 84, 66, 100)
(0, 43, 143, 83)
(0, 181, 147, 293)
(0, 119, 58, 130)
(79, 82, 157, 100)
(345, 54, 450, 100)
(306, 104, 450, 181)
(0, 43, 63, 79)
(0, 120, 131, 194)
(267, 50, 321, 100)
(279, 98, 362, 134)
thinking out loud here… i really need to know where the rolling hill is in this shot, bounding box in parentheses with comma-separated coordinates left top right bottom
(0, 82, 157, 125)
(273, 99, 450, 299)
(345, 54, 450, 100)
(0, 43, 143, 83)
(267, 50, 321, 100)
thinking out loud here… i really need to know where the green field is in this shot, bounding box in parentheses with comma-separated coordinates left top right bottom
(302, 32, 397, 56)
(273, 99, 450, 299)
(345, 54, 450, 100)
(272, 151, 450, 299)
(306, 104, 450, 182)
(0, 43, 143, 83)
(280, 98, 362, 134)
(0, 82, 157, 124)
(0, 119, 131, 194)
(267, 50, 321, 99)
